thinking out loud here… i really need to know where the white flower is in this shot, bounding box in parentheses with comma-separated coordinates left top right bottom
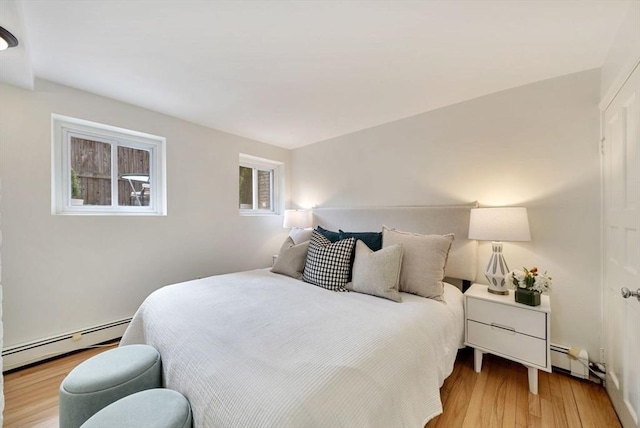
(532, 273, 552, 293)
(510, 270, 526, 288)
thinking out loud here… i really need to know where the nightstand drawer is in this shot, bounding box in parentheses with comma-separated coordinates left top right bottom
(467, 320, 547, 367)
(467, 297, 546, 339)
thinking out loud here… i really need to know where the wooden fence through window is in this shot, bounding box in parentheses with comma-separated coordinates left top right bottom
(70, 137, 150, 206)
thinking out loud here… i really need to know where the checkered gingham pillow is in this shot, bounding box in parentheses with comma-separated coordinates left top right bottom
(303, 230, 355, 291)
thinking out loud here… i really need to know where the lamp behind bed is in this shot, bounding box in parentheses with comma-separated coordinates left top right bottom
(283, 209, 313, 229)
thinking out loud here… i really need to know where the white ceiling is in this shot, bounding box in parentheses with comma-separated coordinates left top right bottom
(1, 1, 632, 148)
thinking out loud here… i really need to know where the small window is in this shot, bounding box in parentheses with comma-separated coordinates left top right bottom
(239, 154, 281, 214)
(52, 115, 166, 215)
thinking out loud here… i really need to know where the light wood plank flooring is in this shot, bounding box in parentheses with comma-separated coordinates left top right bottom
(3, 345, 620, 427)
(427, 348, 620, 428)
(3, 343, 118, 428)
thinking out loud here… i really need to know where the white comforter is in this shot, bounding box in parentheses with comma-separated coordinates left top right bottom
(121, 269, 464, 428)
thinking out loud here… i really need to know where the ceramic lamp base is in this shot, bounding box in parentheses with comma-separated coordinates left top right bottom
(487, 287, 509, 295)
(484, 241, 510, 295)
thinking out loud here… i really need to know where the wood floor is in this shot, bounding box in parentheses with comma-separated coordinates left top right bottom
(427, 348, 620, 428)
(3, 345, 620, 427)
(3, 343, 118, 428)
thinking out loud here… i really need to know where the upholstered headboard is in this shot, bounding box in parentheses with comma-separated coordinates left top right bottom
(312, 204, 478, 287)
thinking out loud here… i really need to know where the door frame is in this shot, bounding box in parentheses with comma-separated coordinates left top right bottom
(600, 59, 640, 428)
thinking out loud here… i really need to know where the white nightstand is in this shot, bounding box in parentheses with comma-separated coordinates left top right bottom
(464, 283, 551, 394)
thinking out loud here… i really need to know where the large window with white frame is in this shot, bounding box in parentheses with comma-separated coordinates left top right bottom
(52, 114, 166, 215)
(239, 154, 281, 215)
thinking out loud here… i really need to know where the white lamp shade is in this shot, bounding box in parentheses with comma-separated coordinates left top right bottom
(468, 207, 531, 242)
(283, 209, 312, 229)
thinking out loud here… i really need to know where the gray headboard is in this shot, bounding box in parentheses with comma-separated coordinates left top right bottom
(312, 204, 478, 286)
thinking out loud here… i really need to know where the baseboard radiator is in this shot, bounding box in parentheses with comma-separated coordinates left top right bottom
(550, 343, 589, 379)
(2, 318, 131, 372)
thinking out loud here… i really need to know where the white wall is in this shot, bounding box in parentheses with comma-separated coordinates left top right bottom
(292, 69, 602, 358)
(601, 1, 640, 101)
(0, 68, 613, 362)
(0, 80, 290, 348)
(1, 178, 4, 422)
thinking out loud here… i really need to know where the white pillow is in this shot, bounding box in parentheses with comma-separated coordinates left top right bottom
(349, 241, 403, 302)
(382, 226, 454, 301)
(289, 227, 313, 245)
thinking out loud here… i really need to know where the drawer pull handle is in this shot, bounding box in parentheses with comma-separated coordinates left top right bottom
(490, 322, 516, 334)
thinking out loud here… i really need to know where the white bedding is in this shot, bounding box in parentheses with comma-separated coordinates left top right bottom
(121, 269, 464, 428)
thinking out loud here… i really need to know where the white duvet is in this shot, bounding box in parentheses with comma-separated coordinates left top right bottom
(121, 269, 464, 428)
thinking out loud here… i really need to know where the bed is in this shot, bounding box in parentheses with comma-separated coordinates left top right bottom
(120, 205, 478, 427)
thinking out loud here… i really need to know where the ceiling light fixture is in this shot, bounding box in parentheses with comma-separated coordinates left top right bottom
(0, 26, 19, 50)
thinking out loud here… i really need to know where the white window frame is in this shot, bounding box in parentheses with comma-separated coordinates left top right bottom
(239, 153, 282, 215)
(52, 114, 167, 215)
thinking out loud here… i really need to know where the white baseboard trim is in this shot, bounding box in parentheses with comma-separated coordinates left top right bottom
(2, 318, 131, 372)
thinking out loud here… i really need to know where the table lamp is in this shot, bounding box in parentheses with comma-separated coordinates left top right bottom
(283, 209, 312, 230)
(468, 207, 531, 295)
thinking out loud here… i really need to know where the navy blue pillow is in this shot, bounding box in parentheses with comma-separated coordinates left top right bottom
(339, 230, 383, 251)
(316, 226, 341, 243)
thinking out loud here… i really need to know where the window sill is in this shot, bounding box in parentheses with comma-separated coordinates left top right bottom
(239, 210, 278, 217)
(54, 209, 166, 216)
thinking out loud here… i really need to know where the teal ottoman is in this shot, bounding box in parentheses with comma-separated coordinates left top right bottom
(59, 344, 162, 428)
(80, 388, 192, 428)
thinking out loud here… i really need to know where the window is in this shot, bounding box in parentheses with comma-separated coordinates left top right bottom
(239, 154, 281, 214)
(52, 114, 166, 215)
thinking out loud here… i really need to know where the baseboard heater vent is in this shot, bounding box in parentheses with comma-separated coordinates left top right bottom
(2, 318, 131, 372)
(550, 343, 589, 379)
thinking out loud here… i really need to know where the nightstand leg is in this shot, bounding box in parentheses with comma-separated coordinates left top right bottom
(474, 348, 483, 373)
(527, 367, 538, 394)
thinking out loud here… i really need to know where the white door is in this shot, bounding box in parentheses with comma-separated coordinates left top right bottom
(603, 64, 640, 428)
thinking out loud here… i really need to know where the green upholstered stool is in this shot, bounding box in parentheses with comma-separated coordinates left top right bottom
(59, 344, 162, 428)
(80, 388, 192, 428)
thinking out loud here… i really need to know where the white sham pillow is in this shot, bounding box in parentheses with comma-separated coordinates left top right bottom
(382, 226, 454, 301)
(289, 227, 313, 245)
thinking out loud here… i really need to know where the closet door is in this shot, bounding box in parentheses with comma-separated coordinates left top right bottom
(603, 64, 640, 428)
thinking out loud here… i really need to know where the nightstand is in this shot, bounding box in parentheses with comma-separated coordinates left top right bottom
(464, 283, 551, 394)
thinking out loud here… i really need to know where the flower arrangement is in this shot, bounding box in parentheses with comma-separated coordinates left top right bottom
(507, 266, 552, 293)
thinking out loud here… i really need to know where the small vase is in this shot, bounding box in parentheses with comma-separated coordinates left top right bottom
(515, 288, 541, 306)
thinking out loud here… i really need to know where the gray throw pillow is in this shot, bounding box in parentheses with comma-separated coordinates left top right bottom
(382, 226, 454, 301)
(349, 241, 403, 302)
(271, 237, 309, 280)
